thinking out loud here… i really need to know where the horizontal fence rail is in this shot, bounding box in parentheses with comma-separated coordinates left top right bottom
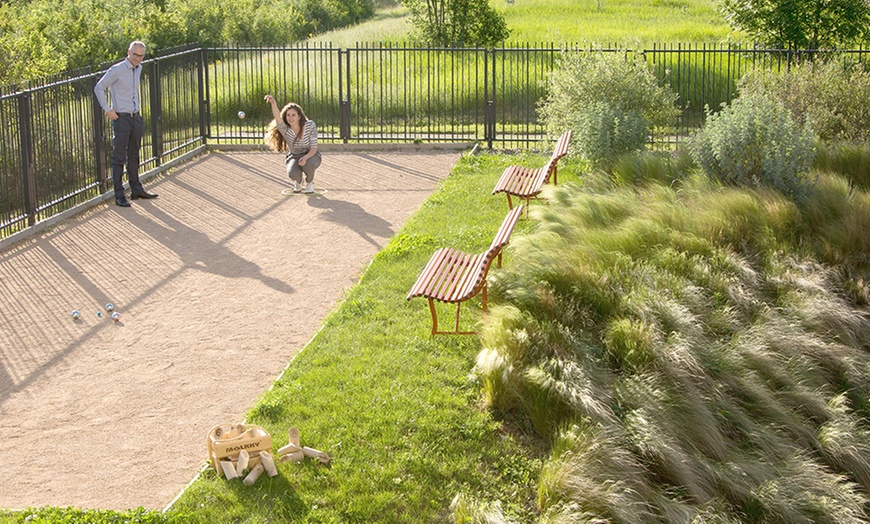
(3, 44, 869, 240)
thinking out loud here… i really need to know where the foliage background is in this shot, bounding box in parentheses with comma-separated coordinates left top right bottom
(0, 0, 376, 86)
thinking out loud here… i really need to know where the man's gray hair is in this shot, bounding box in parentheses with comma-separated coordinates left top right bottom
(129, 40, 146, 52)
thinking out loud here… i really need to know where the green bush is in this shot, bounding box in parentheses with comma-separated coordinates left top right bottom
(739, 58, 870, 144)
(175, 0, 373, 46)
(0, 15, 64, 84)
(688, 93, 817, 200)
(297, 0, 376, 37)
(573, 102, 648, 166)
(0, 0, 183, 86)
(538, 50, 680, 167)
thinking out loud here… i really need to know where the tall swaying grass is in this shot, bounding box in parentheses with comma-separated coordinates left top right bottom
(475, 167, 870, 521)
(814, 141, 870, 191)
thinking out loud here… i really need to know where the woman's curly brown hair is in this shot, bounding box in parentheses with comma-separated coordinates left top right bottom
(264, 103, 309, 153)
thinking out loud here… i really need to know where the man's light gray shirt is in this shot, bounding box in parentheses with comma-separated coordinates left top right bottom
(94, 58, 141, 114)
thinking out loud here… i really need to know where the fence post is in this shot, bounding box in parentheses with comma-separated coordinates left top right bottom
(484, 49, 495, 149)
(485, 101, 495, 149)
(197, 48, 208, 144)
(91, 75, 108, 192)
(339, 49, 351, 143)
(17, 91, 37, 226)
(149, 60, 163, 166)
(340, 100, 351, 142)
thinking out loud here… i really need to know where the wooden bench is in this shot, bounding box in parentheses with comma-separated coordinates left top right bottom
(492, 130, 572, 216)
(406, 205, 524, 335)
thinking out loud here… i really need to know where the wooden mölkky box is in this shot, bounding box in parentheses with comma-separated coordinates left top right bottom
(207, 424, 273, 477)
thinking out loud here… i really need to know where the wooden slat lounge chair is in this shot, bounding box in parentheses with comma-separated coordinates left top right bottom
(407, 205, 524, 335)
(492, 130, 572, 216)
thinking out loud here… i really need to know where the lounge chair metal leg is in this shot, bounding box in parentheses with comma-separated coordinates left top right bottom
(454, 302, 462, 333)
(428, 298, 438, 336)
(481, 284, 487, 313)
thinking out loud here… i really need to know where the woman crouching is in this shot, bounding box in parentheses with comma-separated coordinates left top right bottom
(264, 94, 322, 194)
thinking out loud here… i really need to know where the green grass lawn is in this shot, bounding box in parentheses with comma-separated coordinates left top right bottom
(494, 0, 738, 45)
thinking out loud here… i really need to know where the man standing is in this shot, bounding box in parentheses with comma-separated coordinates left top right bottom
(94, 40, 158, 207)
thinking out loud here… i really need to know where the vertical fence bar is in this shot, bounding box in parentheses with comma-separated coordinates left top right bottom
(484, 49, 493, 148)
(203, 48, 211, 140)
(17, 92, 36, 226)
(91, 76, 107, 192)
(149, 60, 163, 166)
(198, 48, 207, 143)
(339, 46, 357, 140)
(338, 49, 348, 142)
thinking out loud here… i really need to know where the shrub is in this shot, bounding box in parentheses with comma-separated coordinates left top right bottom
(739, 58, 870, 144)
(688, 93, 816, 200)
(572, 102, 648, 166)
(0, 17, 65, 85)
(305, 0, 377, 33)
(538, 50, 680, 168)
(720, 0, 870, 50)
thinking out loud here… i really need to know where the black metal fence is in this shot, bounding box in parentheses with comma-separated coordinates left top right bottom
(3, 44, 870, 240)
(0, 48, 206, 241)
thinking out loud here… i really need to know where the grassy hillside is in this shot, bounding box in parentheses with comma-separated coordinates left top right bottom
(312, 0, 740, 46)
(494, 0, 737, 45)
(310, 4, 414, 45)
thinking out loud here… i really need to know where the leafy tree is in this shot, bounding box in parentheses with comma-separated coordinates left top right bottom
(0, 9, 66, 85)
(402, 0, 509, 47)
(720, 0, 870, 50)
(0, 0, 375, 86)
